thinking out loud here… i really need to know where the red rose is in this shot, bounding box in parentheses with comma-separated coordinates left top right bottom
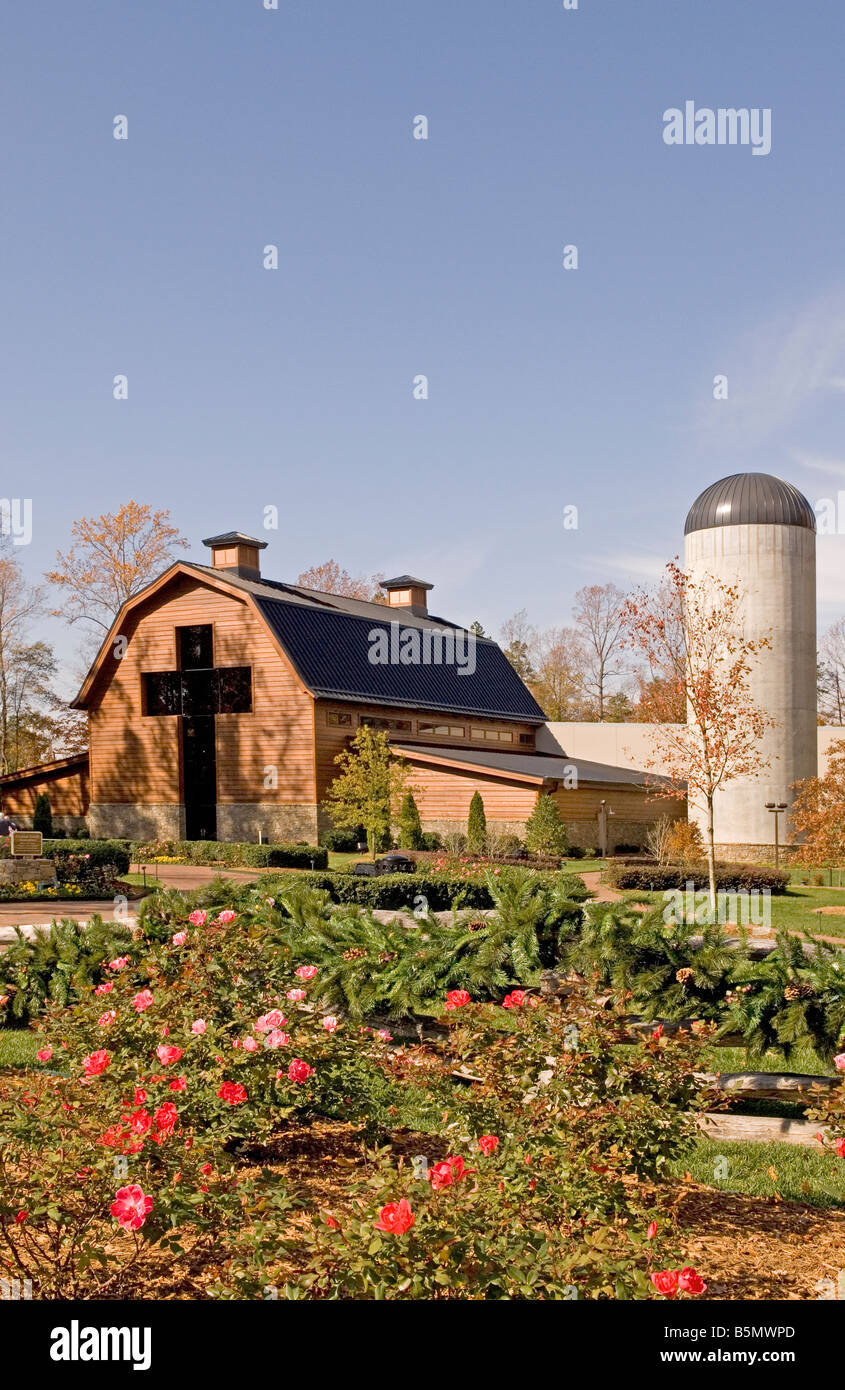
(651, 1270, 679, 1298)
(287, 1059, 314, 1084)
(429, 1155, 475, 1189)
(502, 990, 526, 1009)
(154, 1102, 178, 1138)
(82, 1049, 110, 1077)
(110, 1184, 153, 1233)
(373, 1198, 414, 1235)
(678, 1267, 707, 1296)
(477, 1135, 499, 1156)
(217, 1081, 248, 1105)
(444, 990, 471, 1010)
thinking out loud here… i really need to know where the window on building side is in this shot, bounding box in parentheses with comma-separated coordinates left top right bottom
(418, 722, 465, 737)
(471, 728, 513, 743)
(360, 716, 412, 731)
(327, 711, 352, 726)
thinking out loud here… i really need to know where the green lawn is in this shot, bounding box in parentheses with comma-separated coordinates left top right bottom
(614, 883, 845, 939)
(0, 1029, 40, 1068)
(673, 1139, 845, 1208)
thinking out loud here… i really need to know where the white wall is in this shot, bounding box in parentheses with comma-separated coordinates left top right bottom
(544, 720, 845, 825)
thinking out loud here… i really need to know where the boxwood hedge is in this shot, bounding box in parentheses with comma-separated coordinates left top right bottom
(604, 861, 790, 894)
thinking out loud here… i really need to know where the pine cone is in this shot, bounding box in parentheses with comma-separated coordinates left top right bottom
(676, 967, 694, 985)
(784, 983, 814, 1001)
(343, 948, 368, 961)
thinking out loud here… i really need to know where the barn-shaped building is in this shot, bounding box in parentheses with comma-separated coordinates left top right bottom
(0, 533, 680, 848)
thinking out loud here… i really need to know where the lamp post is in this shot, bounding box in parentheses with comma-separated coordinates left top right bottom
(598, 800, 615, 858)
(764, 801, 788, 869)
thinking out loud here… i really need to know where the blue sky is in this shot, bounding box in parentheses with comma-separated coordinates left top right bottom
(4, 0, 845, 688)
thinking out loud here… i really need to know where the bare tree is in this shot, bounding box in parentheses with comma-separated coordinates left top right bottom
(500, 609, 536, 683)
(530, 626, 590, 719)
(0, 547, 48, 773)
(819, 617, 845, 725)
(572, 583, 629, 720)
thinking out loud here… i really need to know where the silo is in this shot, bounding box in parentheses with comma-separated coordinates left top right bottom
(683, 472, 817, 856)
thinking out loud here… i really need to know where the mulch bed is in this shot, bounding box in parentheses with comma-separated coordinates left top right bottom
(240, 1120, 845, 1302)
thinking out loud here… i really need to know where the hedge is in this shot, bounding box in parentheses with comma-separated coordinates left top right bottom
(604, 862, 790, 894)
(283, 869, 589, 912)
(43, 840, 132, 876)
(145, 840, 328, 870)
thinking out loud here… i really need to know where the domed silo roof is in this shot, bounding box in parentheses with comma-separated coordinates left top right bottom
(684, 473, 817, 535)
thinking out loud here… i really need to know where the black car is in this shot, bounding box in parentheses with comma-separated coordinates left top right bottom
(377, 853, 416, 874)
(352, 853, 416, 877)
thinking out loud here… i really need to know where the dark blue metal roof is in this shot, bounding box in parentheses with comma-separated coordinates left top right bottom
(684, 473, 816, 535)
(255, 598, 546, 722)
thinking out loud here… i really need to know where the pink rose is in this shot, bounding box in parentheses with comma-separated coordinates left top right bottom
(97, 1010, 117, 1028)
(265, 1029, 289, 1049)
(286, 989, 306, 1002)
(95, 982, 114, 996)
(156, 1044, 184, 1066)
(242, 1037, 259, 1052)
(295, 965, 318, 980)
(376, 1029, 392, 1041)
(108, 956, 129, 972)
(321, 1016, 339, 1033)
(110, 1184, 153, 1232)
(188, 910, 207, 927)
(217, 910, 236, 924)
(191, 1019, 207, 1034)
(834, 1054, 845, 1072)
(132, 989, 154, 1013)
(255, 1009, 285, 1032)
(287, 1059, 314, 1084)
(171, 931, 187, 946)
(36, 1046, 53, 1062)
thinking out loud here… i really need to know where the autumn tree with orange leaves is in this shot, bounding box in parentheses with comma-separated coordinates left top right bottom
(297, 560, 386, 603)
(46, 503, 188, 635)
(790, 739, 845, 868)
(624, 561, 774, 906)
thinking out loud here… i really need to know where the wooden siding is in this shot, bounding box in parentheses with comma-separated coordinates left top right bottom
(551, 784, 684, 824)
(0, 763, 89, 820)
(314, 701, 538, 807)
(391, 757, 539, 823)
(87, 575, 316, 807)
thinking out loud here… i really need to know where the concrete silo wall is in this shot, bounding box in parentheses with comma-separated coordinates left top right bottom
(683, 521, 817, 853)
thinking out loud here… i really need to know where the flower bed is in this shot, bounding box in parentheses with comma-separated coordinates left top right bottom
(0, 889, 713, 1300)
(0, 882, 88, 901)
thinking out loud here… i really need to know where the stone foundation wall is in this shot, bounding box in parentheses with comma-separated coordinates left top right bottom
(216, 804, 319, 844)
(0, 857, 57, 885)
(712, 842, 803, 865)
(88, 803, 186, 841)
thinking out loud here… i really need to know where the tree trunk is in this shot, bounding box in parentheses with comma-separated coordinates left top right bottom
(706, 793, 717, 912)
